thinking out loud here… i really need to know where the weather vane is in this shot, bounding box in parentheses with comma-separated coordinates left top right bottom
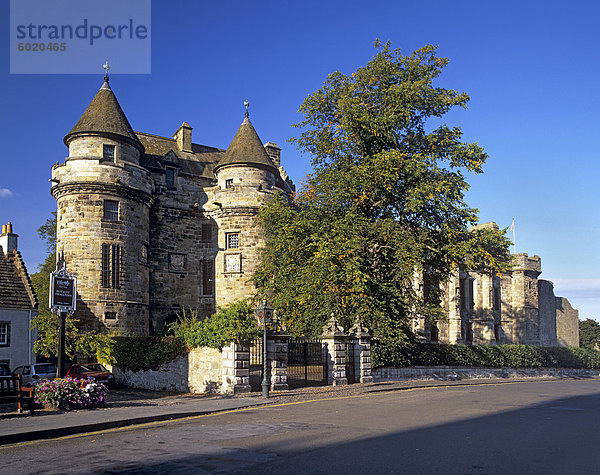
(244, 99, 249, 118)
(103, 61, 110, 81)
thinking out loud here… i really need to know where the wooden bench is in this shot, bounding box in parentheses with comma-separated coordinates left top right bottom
(0, 374, 34, 413)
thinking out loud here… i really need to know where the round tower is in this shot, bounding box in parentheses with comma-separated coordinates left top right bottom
(210, 107, 279, 307)
(51, 76, 153, 335)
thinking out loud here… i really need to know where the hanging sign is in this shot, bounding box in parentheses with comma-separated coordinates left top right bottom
(50, 271, 77, 313)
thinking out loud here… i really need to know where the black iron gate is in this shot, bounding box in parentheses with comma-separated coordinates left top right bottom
(249, 338, 263, 392)
(345, 340, 356, 384)
(287, 339, 327, 388)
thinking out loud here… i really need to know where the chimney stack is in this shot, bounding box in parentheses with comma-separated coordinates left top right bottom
(264, 142, 281, 167)
(0, 222, 18, 254)
(173, 122, 193, 153)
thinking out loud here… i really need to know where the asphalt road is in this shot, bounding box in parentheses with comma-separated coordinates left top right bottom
(3, 379, 600, 474)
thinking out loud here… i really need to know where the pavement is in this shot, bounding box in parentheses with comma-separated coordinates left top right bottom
(1, 375, 598, 446)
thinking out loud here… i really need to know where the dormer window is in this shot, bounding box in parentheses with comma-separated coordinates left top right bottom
(103, 144, 115, 162)
(165, 168, 175, 190)
(225, 179, 233, 189)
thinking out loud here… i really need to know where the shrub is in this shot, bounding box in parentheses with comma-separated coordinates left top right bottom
(371, 341, 600, 370)
(110, 336, 187, 372)
(76, 331, 119, 366)
(35, 378, 106, 411)
(168, 307, 205, 348)
(168, 301, 260, 349)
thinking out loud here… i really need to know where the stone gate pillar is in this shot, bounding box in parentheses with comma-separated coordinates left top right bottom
(221, 342, 251, 394)
(322, 316, 347, 386)
(351, 321, 374, 384)
(267, 335, 289, 391)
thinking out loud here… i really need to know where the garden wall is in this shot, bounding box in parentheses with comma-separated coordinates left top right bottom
(372, 366, 600, 382)
(110, 346, 224, 393)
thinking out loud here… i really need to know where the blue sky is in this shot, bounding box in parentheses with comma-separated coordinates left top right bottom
(1, 0, 599, 319)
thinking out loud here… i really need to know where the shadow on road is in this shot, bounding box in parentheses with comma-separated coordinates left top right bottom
(93, 389, 600, 474)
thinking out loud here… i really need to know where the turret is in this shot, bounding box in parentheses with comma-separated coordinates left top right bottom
(63, 76, 144, 164)
(210, 105, 278, 307)
(51, 75, 153, 335)
(213, 108, 279, 195)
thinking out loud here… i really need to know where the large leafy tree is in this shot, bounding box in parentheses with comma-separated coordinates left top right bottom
(579, 319, 600, 350)
(30, 213, 79, 358)
(254, 43, 511, 341)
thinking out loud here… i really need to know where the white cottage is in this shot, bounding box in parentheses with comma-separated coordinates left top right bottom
(0, 223, 38, 369)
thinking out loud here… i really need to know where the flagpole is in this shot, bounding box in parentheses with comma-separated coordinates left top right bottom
(511, 218, 516, 254)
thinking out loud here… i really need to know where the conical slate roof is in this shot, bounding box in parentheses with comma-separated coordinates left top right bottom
(215, 116, 276, 171)
(64, 79, 143, 151)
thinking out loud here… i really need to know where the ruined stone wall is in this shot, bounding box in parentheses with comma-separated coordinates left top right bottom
(538, 280, 558, 346)
(431, 252, 580, 348)
(441, 274, 462, 343)
(469, 272, 498, 344)
(556, 297, 580, 347)
(509, 254, 542, 344)
(499, 274, 515, 343)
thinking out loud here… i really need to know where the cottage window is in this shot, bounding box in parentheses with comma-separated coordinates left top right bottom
(226, 233, 239, 249)
(103, 200, 119, 221)
(104, 312, 117, 320)
(101, 243, 121, 288)
(0, 322, 10, 347)
(103, 144, 115, 162)
(201, 260, 214, 296)
(225, 179, 233, 189)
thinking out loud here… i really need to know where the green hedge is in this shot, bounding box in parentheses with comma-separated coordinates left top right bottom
(110, 336, 188, 372)
(372, 342, 600, 370)
(168, 301, 260, 349)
